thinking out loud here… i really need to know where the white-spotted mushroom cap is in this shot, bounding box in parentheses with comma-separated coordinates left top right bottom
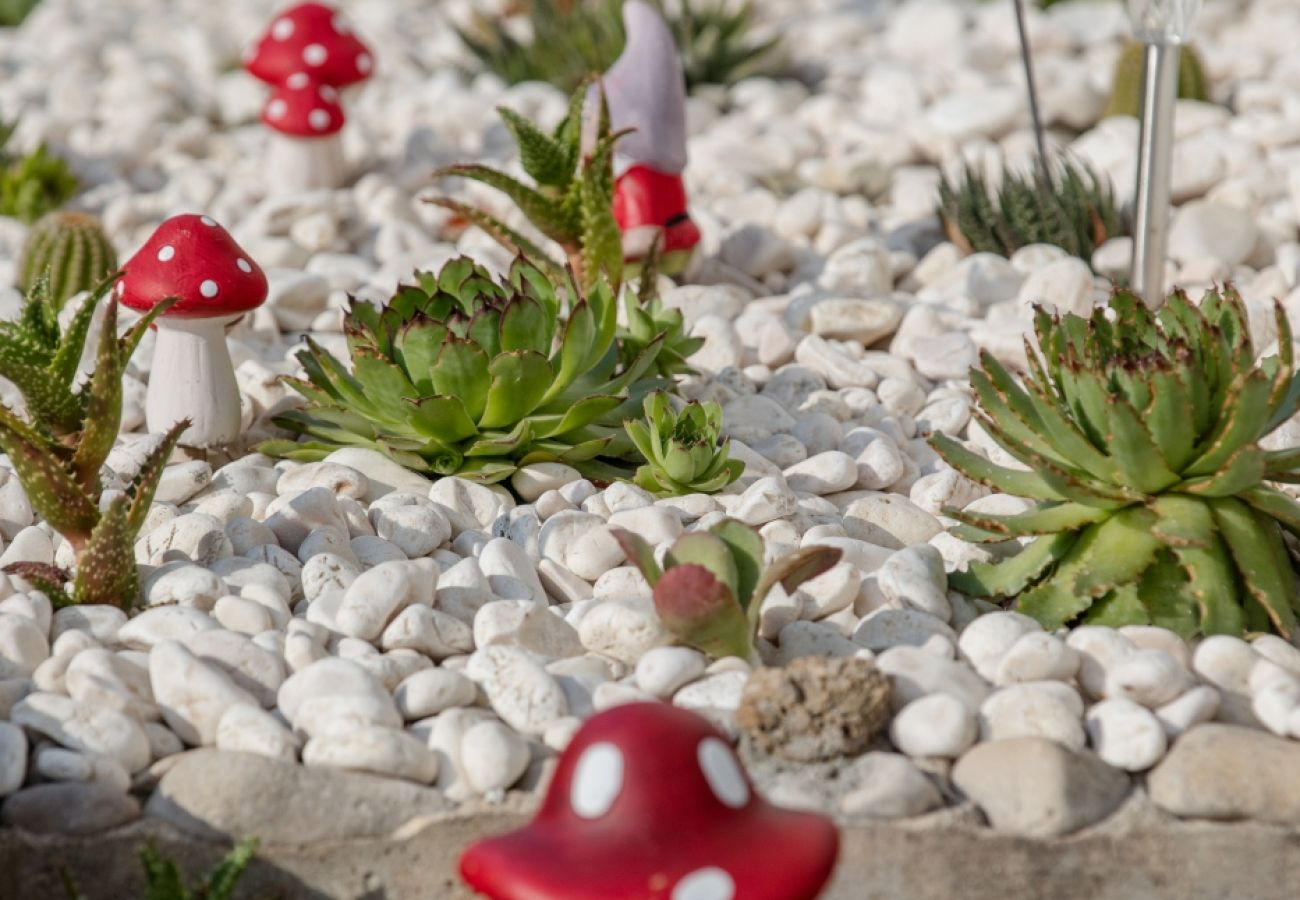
(261, 78, 345, 137)
(601, 0, 688, 174)
(458, 702, 840, 900)
(244, 2, 374, 89)
(118, 214, 267, 320)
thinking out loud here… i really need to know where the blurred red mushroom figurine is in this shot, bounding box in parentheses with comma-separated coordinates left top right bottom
(244, 3, 374, 190)
(604, 1, 701, 274)
(118, 214, 268, 448)
(459, 703, 839, 900)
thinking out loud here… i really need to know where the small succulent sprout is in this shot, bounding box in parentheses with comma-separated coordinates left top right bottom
(263, 254, 668, 486)
(0, 125, 78, 224)
(0, 277, 186, 609)
(431, 82, 627, 293)
(261, 77, 348, 192)
(612, 518, 841, 661)
(936, 158, 1125, 266)
(933, 287, 1300, 640)
(625, 391, 742, 496)
(17, 211, 117, 311)
(618, 237, 703, 378)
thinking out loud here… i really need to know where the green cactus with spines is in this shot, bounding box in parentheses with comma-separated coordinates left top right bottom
(0, 275, 186, 609)
(613, 519, 841, 661)
(260, 254, 672, 486)
(1105, 40, 1210, 120)
(625, 391, 742, 496)
(18, 211, 118, 311)
(937, 159, 1125, 266)
(932, 286, 1300, 640)
(431, 82, 627, 294)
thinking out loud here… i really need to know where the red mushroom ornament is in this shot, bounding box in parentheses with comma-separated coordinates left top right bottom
(118, 214, 267, 448)
(459, 703, 839, 900)
(261, 77, 348, 192)
(244, 2, 373, 191)
(244, 2, 373, 90)
(603, 1, 700, 275)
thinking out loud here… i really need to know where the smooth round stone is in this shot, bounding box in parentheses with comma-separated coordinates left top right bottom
(473, 599, 583, 660)
(0, 782, 139, 835)
(302, 725, 439, 784)
(876, 545, 950, 622)
(783, 451, 858, 494)
(1192, 635, 1259, 693)
(51, 606, 126, 645)
(380, 605, 474, 661)
(958, 611, 1042, 681)
(335, 560, 419, 642)
(117, 607, 219, 650)
(979, 682, 1086, 751)
(1085, 698, 1168, 771)
(0, 721, 27, 796)
(1104, 648, 1194, 708)
(1066, 627, 1137, 698)
(838, 752, 943, 819)
(578, 598, 672, 665)
(10, 692, 150, 773)
(994, 633, 1080, 685)
(215, 704, 297, 761)
(1155, 685, 1220, 739)
(149, 641, 262, 746)
(0, 613, 49, 678)
(635, 647, 708, 698)
(371, 504, 450, 558)
(460, 720, 530, 794)
(394, 668, 477, 720)
(465, 645, 568, 736)
(278, 657, 394, 725)
(889, 693, 977, 759)
(35, 747, 130, 793)
(65, 648, 159, 722)
(853, 609, 957, 653)
(511, 463, 581, 503)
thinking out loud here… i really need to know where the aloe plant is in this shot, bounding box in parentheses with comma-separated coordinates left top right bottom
(933, 287, 1300, 639)
(625, 391, 741, 496)
(261, 255, 669, 485)
(937, 159, 1125, 266)
(613, 519, 841, 660)
(0, 276, 184, 608)
(431, 84, 625, 293)
(619, 241, 702, 379)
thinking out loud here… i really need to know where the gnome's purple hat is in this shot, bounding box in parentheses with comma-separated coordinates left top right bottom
(601, 0, 688, 174)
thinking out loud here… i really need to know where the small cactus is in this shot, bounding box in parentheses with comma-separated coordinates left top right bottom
(18, 211, 118, 311)
(1105, 40, 1210, 119)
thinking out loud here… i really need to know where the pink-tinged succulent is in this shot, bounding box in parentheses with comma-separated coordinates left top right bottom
(612, 518, 841, 662)
(459, 702, 839, 900)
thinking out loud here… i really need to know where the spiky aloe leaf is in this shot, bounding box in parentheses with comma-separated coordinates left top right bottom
(0, 405, 96, 541)
(70, 296, 125, 491)
(72, 497, 139, 609)
(434, 164, 574, 245)
(1, 562, 71, 608)
(653, 564, 753, 661)
(428, 198, 565, 280)
(125, 420, 189, 532)
(498, 106, 574, 188)
(1208, 498, 1298, 638)
(947, 532, 1075, 598)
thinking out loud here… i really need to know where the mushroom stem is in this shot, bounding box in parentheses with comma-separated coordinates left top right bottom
(145, 315, 243, 447)
(266, 132, 347, 192)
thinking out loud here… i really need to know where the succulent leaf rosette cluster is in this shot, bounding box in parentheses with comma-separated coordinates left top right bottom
(934, 287, 1300, 639)
(264, 255, 670, 484)
(614, 520, 841, 661)
(0, 278, 184, 608)
(626, 391, 742, 496)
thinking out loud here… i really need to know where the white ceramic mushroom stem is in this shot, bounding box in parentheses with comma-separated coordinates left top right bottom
(145, 315, 243, 447)
(267, 132, 346, 192)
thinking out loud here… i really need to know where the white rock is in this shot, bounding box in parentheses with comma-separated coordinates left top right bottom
(303, 726, 438, 783)
(10, 692, 150, 773)
(394, 668, 477, 720)
(577, 597, 672, 664)
(460, 720, 530, 794)
(1169, 200, 1258, 267)
(732, 476, 798, 526)
(323, 448, 432, 503)
(795, 563, 861, 620)
(0, 721, 26, 796)
(149, 641, 261, 746)
(473, 599, 583, 659)
(957, 611, 1043, 681)
(876, 545, 950, 622)
(511, 463, 581, 503)
(979, 681, 1086, 751)
(335, 560, 419, 641)
(465, 645, 568, 736)
(635, 646, 708, 698)
(853, 609, 956, 653)
(1104, 648, 1194, 708)
(381, 605, 474, 660)
(1085, 697, 1168, 771)
(428, 477, 513, 535)
(889, 693, 977, 759)
(1066, 626, 1137, 698)
(277, 657, 394, 726)
(877, 645, 991, 712)
(117, 607, 219, 650)
(276, 462, 368, 500)
(673, 670, 748, 712)
(51, 606, 126, 645)
(1016, 258, 1096, 317)
(538, 512, 625, 583)
(65, 648, 159, 722)
(215, 704, 297, 761)
(994, 633, 1080, 685)
(371, 503, 450, 558)
(292, 692, 404, 739)
(183, 630, 287, 707)
(1154, 684, 1220, 739)
(809, 298, 903, 345)
(479, 537, 547, 606)
(783, 451, 858, 495)
(0, 613, 48, 678)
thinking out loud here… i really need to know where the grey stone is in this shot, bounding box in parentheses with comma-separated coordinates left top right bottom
(952, 737, 1130, 838)
(1, 783, 140, 835)
(145, 749, 449, 843)
(1148, 724, 1300, 825)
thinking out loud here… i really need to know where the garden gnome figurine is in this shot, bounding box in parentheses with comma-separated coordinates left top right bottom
(604, 0, 701, 274)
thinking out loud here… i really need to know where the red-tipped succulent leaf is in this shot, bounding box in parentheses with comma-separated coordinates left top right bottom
(244, 2, 374, 88)
(118, 214, 267, 320)
(460, 702, 839, 900)
(653, 563, 753, 661)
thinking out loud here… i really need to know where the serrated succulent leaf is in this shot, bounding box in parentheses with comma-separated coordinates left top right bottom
(72, 497, 138, 609)
(1208, 498, 1297, 638)
(944, 501, 1108, 537)
(1104, 397, 1180, 493)
(431, 337, 491, 423)
(435, 164, 573, 244)
(1138, 550, 1200, 639)
(70, 295, 123, 490)
(1082, 584, 1149, 628)
(929, 433, 1065, 500)
(126, 420, 188, 532)
(948, 532, 1075, 598)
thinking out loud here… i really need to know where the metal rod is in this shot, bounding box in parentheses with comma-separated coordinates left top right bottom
(1131, 42, 1180, 307)
(1011, 0, 1051, 182)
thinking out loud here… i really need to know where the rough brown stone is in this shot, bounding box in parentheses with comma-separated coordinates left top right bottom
(736, 656, 891, 761)
(1148, 723, 1300, 824)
